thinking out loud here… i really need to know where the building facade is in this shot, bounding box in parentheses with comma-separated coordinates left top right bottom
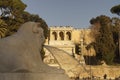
(44, 26, 96, 64)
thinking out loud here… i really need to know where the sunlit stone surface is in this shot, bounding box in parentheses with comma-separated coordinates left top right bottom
(44, 46, 120, 79)
(44, 45, 89, 78)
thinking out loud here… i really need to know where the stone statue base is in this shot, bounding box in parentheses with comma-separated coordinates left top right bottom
(0, 73, 73, 80)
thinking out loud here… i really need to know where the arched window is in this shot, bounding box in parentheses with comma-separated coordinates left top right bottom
(66, 32, 71, 40)
(52, 32, 57, 40)
(59, 31, 64, 40)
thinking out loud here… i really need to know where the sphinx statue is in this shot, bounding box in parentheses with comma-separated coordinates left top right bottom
(0, 22, 71, 80)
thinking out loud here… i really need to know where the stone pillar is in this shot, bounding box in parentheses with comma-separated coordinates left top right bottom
(72, 47, 75, 54)
(50, 30, 53, 41)
(70, 31, 72, 40)
(64, 31, 67, 41)
(57, 31, 60, 41)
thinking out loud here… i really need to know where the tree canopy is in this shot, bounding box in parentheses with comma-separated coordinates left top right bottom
(110, 4, 120, 63)
(0, 0, 26, 18)
(89, 4, 120, 64)
(110, 4, 120, 16)
(0, 0, 48, 38)
(89, 15, 116, 64)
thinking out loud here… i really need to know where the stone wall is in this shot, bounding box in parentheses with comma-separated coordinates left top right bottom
(45, 26, 95, 56)
(80, 65, 120, 79)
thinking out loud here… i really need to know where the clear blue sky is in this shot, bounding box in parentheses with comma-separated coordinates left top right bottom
(22, 0, 120, 28)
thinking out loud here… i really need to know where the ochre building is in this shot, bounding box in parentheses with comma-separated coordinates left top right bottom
(44, 26, 96, 64)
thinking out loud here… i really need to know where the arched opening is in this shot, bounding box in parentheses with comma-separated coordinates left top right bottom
(52, 32, 57, 40)
(59, 31, 64, 40)
(66, 32, 71, 40)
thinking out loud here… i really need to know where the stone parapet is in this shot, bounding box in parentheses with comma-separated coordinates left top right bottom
(50, 26, 73, 30)
(49, 41, 74, 45)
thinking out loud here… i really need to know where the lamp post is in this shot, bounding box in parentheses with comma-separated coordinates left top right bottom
(89, 49, 92, 80)
(117, 24, 120, 60)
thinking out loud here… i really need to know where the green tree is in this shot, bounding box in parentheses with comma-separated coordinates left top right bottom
(111, 17, 120, 48)
(110, 4, 120, 16)
(110, 4, 120, 63)
(0, 0, 27, 36)
(90, 15, 116, 64)
(0, 0, 48, 38)
(0, 0, 26, 18)
(0, 19, 8, 38)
